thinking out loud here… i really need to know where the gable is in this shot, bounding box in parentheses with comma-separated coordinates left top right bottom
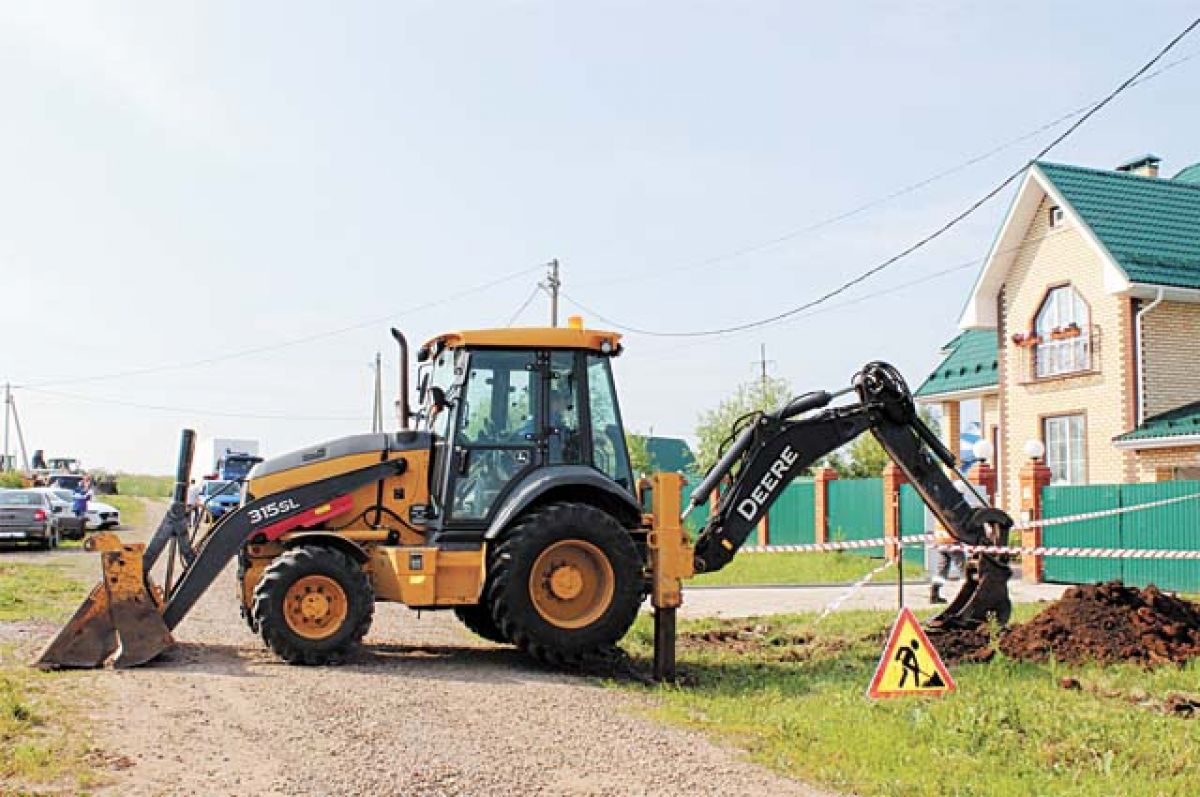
(959, 161, 1200, 329)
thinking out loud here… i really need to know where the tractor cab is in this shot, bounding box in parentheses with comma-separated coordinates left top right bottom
(416, 323, 635, 533)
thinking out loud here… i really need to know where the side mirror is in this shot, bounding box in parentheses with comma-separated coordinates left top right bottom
(417, 370, 431, 404)
(430, 386, 448, 413)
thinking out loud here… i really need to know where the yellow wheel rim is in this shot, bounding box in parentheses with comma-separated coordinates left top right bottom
(529, 540, 615, 630)
(284, 575, 349, 640)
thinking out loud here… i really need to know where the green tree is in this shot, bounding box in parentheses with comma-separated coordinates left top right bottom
(694, 376, 792, 474)
(625, 431, 655, 477)
(823, 404, 943, 478)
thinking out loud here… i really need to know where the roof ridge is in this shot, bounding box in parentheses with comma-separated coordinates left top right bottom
(1035, 160, 1200, 193)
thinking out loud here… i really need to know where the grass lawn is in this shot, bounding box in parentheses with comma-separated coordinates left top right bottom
(691, 551, 923, 586)
(619, 606, 1200, 796)
(102, 495, 149, 530)
(115, 474, 173, 499)
(0, 563, 89, 623)
(0, 563, 103, 794)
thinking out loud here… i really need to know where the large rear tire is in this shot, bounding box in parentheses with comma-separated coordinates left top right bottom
(487, 502, 642, 665)
(251, 546, 373, 665)
(453, 604, 509, 644)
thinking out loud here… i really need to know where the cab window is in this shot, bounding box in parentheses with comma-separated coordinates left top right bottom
(547, 351, 582, 464)
(586, 354, 633, 489)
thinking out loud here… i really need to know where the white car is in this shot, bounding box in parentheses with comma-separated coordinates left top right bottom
(35, 488, 121, 530)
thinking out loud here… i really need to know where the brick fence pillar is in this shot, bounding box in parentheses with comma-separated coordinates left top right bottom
(967, 459, 997, 503)
(881, 462, 907, 562)
(1019, 457, 1053, 582)
(813, 466, 838, 544)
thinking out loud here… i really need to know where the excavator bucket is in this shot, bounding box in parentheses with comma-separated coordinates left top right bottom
(34, 532, 174, 670)
(928, 554, 1013, 629)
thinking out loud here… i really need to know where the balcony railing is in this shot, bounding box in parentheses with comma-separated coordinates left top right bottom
(1013, 324, 1100, 384)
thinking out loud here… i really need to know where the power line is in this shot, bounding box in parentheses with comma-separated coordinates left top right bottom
(562, 16, 1200, 338)
(17, 263, 545, 390)
(575, 46, 1200, 291)
(625, 220, 1131, 357)
(505, 284, 544, 327)
(22, 386, 368, 423)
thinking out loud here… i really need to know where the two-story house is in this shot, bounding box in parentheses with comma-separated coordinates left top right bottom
(916, 154, 1200, 511)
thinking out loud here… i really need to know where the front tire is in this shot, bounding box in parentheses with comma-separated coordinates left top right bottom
(453, 604, 509, 644)
(251, 546, 373, 665)
(487, 502, 643, 665)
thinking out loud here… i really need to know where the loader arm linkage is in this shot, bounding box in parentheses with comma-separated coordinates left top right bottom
(36, 431, 407, 669)
(687, 361, 1012, 628)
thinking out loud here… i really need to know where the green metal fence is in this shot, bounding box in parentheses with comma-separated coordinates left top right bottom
(1042, 480, 1200, 592)
(827, 478, 884, 556)
(767, 480, 815, 545)
(898, 483, 927, 568)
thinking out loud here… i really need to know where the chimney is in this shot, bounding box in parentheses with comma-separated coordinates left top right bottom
(1115, 154, 1161, 178)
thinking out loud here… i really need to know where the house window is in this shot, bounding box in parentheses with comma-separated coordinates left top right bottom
(1043, 414, 1086, 485)
(1034, 285, 1090, 377)
(1049, 206, 1064, 228)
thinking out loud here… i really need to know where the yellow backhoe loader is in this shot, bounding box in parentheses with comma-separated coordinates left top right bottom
(37, 321, 1013, 678)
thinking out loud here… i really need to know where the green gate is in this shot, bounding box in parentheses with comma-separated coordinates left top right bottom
(827, 478, 884, 556)
(1042, 480, 1200, 592)
(1042, 484, 1122, 584)
(897, 483, 927, 568)
(767, 480, 815, 545)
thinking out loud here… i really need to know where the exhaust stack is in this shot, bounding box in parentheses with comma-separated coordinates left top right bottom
(390, 328, 411, 431)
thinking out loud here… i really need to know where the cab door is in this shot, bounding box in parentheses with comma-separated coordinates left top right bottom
(445, 349, 542, 526)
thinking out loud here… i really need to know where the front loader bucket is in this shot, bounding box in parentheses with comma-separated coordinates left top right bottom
(928, 554, 1013, 630)
(35, 533, 174, 670)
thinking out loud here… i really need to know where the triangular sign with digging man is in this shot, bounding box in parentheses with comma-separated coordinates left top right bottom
(867, 607, 956, 698)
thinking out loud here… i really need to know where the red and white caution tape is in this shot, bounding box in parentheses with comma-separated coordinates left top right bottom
(739, 491, 1200, 558)
(814, 559, 895, 624)
(1012, 491, 1200, 530)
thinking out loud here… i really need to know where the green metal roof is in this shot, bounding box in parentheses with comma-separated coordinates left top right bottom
(1174, 162, 1200, 184)
(1036, 161, 1200, 290)
(645, 436, 697, 475)
(1114, 400, 1200, 443)
(914, 328, 998, 398)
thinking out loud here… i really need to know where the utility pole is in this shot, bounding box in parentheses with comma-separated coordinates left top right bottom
(370, 353, 384, 433)
(541, 259, 561, 327)
(2, 383, 9, 472)
(751, 344, 776, 394)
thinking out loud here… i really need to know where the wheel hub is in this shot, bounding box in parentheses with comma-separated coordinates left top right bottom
(548, 565, 584, 600)
(529, 539, 616, 630)
(284, 575, 348, 640)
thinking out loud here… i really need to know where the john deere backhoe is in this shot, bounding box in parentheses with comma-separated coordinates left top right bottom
(37, 321, 1012, 675)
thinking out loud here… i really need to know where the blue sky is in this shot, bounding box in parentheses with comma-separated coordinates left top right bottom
(1, 2, 1198, 472)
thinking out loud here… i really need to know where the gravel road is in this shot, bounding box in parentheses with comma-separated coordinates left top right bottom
(25, 503, 830, 797)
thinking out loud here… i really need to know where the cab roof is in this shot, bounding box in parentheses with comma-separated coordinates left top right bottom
(420, 326, 623, 356)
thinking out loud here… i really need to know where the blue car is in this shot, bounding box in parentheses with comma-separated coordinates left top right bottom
(198, 480, 242, 522)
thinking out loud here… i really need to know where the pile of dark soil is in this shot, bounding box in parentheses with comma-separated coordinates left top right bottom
(926, 626, 996, 665)
(1000, 581, 1200, 666)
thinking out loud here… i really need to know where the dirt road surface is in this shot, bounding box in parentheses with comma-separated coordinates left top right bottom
(19, 503, 829, 797)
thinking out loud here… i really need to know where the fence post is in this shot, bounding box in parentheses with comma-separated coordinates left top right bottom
(1019, 457, 1052, 583)
(967, 458, 997, 503)
(813, 466, 838, 544)
(881, 462, 907, 562)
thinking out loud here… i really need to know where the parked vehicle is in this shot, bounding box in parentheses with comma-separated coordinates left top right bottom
(29, 488, 120, 534)
(0, 490, 61, 549)
(198, 480, 241, 523)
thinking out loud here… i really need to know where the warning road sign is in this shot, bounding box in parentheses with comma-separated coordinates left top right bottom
(867, 607, 955, 698)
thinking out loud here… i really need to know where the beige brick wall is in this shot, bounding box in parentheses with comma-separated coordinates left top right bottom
(1141, 302, 1200, 418)
(1132, 446, 1200, 481)
(998, 197, 1136, 510)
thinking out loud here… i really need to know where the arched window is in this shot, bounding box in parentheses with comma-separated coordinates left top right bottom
(1034, 285, 1090, 377)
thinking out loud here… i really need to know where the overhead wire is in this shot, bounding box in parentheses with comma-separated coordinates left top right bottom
(17, 262, 545, 389)
(563, 16, 1200, 338)
(21, 386, 369, 422)
(575, 46, 1200, 291)
(505, 284, 544, 327)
